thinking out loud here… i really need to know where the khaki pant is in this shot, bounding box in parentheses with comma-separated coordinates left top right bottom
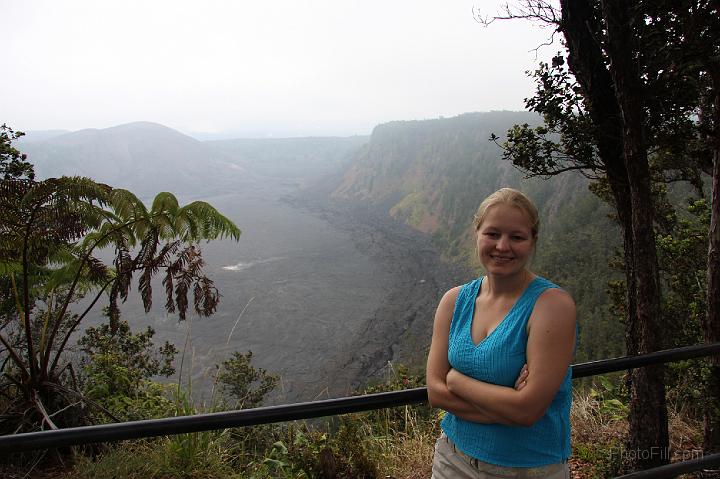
(431, 433, 569, 478)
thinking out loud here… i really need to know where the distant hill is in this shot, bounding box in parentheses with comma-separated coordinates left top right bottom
(329, 111, 625, 361)
(18, 122, 249, 198)
(15, 129, 71, 143)
(206, 136, 369, 180)
(18, 122, 369, 198)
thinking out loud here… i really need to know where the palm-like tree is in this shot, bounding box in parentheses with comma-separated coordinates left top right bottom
(0, 129, 240, 434)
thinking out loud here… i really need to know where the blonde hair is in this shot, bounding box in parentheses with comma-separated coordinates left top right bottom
(473, 188, 539, 238)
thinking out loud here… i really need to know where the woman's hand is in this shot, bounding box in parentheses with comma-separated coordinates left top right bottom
(448, 364, 528, 393)
(514, 364, 529, 391)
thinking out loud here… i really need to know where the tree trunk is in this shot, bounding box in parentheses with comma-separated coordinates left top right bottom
(705, 65, 720, 454)
(601, 0, 668, 471)
(558, 2, 638, 360)
(108, 282, 121, 335)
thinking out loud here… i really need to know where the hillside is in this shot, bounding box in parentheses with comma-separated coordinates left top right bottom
(19, 122, 249, 198)
(20, 123, 370, 199)
(329, 111, 625, 361)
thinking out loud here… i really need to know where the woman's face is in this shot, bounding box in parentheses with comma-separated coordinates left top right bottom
(476, 203, 535, 277)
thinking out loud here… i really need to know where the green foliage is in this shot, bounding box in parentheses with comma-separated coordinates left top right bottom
(589, 376, 629, 421)
(495, 54, 602, 178)
(572, 376, 628, 478)
(358, 364, 435, 435)
(78, 318, 177, 421)
(0, 124, 34, 181)
(165, 426, 234, 477)
(80, 317, 177, 381)
(573, 442, 623, 479)
(166, 349, 280, 478)
(246, 440, 299, 478)
(530, 187, 624, 362)
(0, 123, 34, 318)
(655, 196, 713, 414)
(63, 344, 280, 477)
(260, 365, 439, 478)
(656, 197, 709, 347)
(216, 351, 279, 410)
(86, 373, 174, 423)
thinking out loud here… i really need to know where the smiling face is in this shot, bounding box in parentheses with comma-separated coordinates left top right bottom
(476, 203, 536, 277)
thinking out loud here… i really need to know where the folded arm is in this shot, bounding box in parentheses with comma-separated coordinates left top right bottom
(426, 288, 505, 424)
(445, 288, 576, 427)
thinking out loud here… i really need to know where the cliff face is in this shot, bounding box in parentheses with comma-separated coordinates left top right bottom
(332, 112, 593, 260)
(330, 111, 624, 361)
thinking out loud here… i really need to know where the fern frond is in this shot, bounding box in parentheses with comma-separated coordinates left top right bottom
(108, 188, 147, 222)
(45, 252, 112, 295)
(0, 259, 22, 275)
(151, 192, 179, 216)
(176, 201, 241, 242)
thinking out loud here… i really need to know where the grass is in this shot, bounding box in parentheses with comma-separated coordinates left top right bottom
(569, 389, 704, 478)
(66, 437, 243, 479)
(381, 431, 437, 479)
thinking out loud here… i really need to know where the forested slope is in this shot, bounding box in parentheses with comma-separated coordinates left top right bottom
(331, 111, 624, 361)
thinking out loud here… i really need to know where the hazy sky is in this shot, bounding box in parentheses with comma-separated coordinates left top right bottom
(2, 1, 559, 138)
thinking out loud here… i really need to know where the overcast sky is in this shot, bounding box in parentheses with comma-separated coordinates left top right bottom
(2, 1, 559, 138)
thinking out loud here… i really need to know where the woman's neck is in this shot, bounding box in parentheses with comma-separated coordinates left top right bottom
(482, 269, 534, 299)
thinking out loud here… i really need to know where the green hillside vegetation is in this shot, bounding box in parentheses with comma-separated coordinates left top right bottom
(332, 111, 625, 362)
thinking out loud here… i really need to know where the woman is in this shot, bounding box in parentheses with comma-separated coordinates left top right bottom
(426, 188, 576, 478)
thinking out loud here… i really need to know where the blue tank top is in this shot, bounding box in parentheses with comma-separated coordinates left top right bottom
(440, 276, 573, 467)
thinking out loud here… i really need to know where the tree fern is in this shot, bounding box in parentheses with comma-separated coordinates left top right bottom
(0, 131, 241, 436)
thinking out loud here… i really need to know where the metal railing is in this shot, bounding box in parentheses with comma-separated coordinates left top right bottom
(2, 342, 720, 477)
(614, 452, 720, 478)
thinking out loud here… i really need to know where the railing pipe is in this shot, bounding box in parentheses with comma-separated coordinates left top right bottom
(0, 342, 719, 455)
(571, 342, 720, 378)
(613, 452, 720, 478)
(0, 388, 428, 454)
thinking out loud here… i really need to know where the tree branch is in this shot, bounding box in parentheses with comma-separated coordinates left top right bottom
(49, 278, 113, 375)
(21, 201, 41, 381)
(33, 391, 58, 430)
(474, 1, 560, 27)
(0, 332, 29, 380)
(42, 215, 152, 375)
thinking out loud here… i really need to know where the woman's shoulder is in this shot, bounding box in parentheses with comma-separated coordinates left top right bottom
(439, 285, 461, 308)
(537, 287, 575, 308)
(438, 277, 479, 309)
(442, 278, 481, 303)
(531, 276, 573, 302)
(532, 285, 576, 327)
